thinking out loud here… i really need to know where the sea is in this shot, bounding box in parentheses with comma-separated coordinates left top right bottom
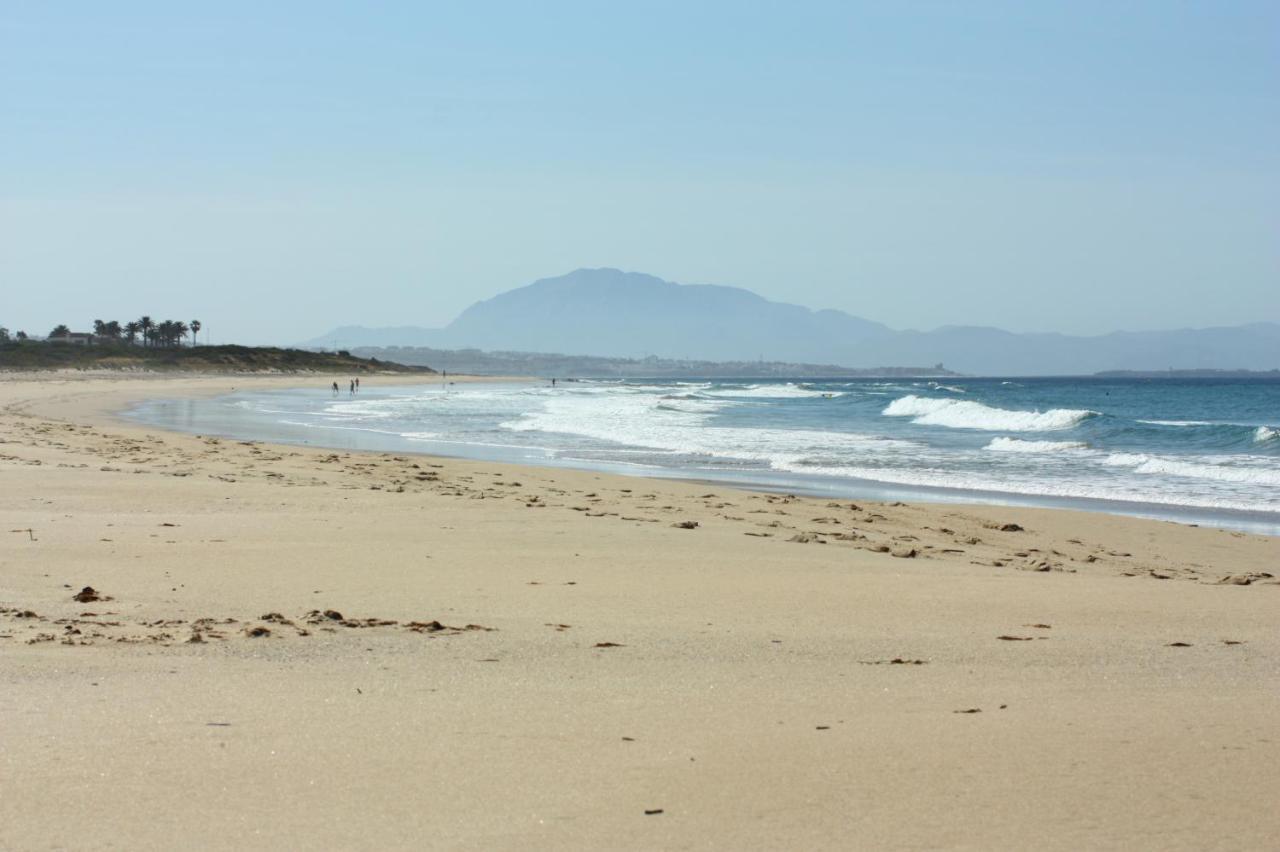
(127, 377, 1280, 535)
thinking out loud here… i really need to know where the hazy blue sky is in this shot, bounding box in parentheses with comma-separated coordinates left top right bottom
(3, 1, 1277, 344)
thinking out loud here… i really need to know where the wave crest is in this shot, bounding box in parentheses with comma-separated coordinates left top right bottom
(883, 395, 1097, 432)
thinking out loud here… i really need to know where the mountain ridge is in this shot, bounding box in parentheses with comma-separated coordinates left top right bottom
(300, 268, 1279, 375)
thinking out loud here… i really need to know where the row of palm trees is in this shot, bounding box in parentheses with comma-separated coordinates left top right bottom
(2, 318, 203, 347)
(82, 317, 203, 347)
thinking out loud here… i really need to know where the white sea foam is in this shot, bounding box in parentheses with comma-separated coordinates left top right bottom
(502, 390, 917, 470)
(655, 397, 733, 415)
(1136, 419, 1216, 427)
(883, 395, 1097, 432)
(1101, 452, 1149, 467)
(781, 461, 1275, 513)
(210, 380, 1278, 520)
(322, 395, 448, 420)
(986, 437, 1089, 453)
(1102, 452, 1280, 487)
(705, 383, 836, 399)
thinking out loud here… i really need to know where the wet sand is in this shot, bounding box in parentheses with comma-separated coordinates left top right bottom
(2, 373, 1277, 850)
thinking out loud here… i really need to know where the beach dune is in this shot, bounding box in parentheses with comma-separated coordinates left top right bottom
(1, 374, 1277, 850)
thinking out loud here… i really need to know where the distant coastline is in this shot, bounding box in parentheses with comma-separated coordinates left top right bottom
(1093, 368, 1280, 379)
(0, 340, 433, 375)
(347, 345, 961, 379)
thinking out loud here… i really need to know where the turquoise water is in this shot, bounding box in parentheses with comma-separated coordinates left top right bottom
(128, 377, 1280, 534)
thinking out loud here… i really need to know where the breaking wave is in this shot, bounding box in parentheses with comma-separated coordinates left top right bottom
(926, 382, 966, 393)
(883, 395, 1097, 432)
(704, 383, 838, 399)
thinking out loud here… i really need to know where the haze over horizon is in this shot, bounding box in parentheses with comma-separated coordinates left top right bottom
(3, 2, 1277, 346)
(300, 267, 1280, 375)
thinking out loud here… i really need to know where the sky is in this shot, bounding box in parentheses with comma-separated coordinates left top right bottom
(2, 1, 1277, 345)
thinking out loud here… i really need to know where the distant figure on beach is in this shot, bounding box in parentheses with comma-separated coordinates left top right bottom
(349, 380, 355, 395)
(552, 378, 557, 388)
(355, 377, 360, 392)
(331, 381, 339, 396)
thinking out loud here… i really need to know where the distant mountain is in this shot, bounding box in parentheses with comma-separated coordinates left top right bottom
(446, 269, 897, 363)
(300, 268, 1280, 375)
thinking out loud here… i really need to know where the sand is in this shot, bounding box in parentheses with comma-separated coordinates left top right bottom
(1, 372, 1277, 851)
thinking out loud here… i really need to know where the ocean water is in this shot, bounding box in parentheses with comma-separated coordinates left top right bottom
(128, 377, 1280, 534)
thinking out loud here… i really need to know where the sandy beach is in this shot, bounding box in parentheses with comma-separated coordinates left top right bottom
(2, 372, 1277, 851)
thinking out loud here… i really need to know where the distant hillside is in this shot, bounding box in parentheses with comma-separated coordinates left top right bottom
(302, 268, 1280, 375)
(352, 346, 960, 379)
(0, 341, 434, 374)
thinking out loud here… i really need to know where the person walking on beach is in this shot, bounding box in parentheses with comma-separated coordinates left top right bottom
(355, 377, 360, 392)
(349, 379, 355, 395)
(332, 381, 339, 396)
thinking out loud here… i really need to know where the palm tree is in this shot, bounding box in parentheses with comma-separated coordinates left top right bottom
(103, 320, 122, 339)
(152, 320, 186, 348)
(93, 319, 106, 336)
(124, 321, 141, 344)
(138, 316, 154, 347)
(190, 319, 201, 346)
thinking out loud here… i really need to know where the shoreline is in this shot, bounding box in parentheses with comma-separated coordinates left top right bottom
(3, 372, 1278, 850)
(3, 369, 533, 437)
(122, 375, 1280, 536)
